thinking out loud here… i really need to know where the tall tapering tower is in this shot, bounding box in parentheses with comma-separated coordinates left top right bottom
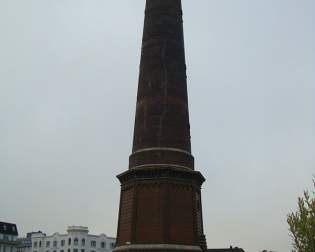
(114, 1, 207, 252)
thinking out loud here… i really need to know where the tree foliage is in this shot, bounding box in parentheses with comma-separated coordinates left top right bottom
(287, 181, 315, 252)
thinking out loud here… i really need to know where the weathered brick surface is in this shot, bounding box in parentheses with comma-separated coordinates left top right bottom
(135, 183, 165, 243)
(132, 0, 191, 154)
(117, 187, 134, 244)
(169, 185, 194, 244)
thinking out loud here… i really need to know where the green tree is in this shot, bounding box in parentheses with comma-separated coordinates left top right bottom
(287, 181, 315, 252)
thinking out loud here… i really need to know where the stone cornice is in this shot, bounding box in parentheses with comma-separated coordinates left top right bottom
(117, 165, 205, 186)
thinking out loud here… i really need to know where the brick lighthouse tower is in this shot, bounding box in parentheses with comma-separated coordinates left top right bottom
(114, 1, 207, 252)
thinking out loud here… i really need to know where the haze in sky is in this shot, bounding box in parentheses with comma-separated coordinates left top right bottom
(0, 1, 314, 251)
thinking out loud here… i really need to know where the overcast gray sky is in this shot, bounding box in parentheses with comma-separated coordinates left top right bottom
(0, 1, 314, 251)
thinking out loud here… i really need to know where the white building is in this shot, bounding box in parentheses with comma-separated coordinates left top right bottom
(30, 227, 115, 252)
(17, 232, 44, 252)
(0, 222, 19, 252)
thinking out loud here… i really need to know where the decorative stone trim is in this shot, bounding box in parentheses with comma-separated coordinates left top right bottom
(129, 149, 194, 170)
(118, 166, 205, 186)
(113, 244, 202, 252)
(132, 147, 191, 156)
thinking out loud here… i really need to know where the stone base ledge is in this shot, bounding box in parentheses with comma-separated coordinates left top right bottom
(113, 244, 202, 252)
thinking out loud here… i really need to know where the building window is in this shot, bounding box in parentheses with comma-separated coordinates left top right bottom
(46, 250, 49, 252)
(67, 249, 70, 252)
(53, 241, 57, 248)
(3, 235, 8, 240)
(81, 250, 85, 252)
(68, 238, 71, 246)
(81, 239, 85, 247)
(73, 239, 78, 246)
(73, 249, 78, 252)
(39, 242, 42, 248)
(110, 243, 115, 249)
(46, 242, 50, 248)
(3, 225, 7, 231)
(61, 240, 65, 247)
(100, 242, 105, 249)
(12, 226, 15, 232)
(34, 242, 38, 248)
(90, 241, 96, 248)
(60, 250, 64, 252)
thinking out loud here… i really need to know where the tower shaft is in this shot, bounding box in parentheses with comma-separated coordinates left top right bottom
(114, 1, 207, 251)
(130, 0, 194, 171)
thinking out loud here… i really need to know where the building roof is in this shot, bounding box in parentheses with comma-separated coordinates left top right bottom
(208, 248, 245, 252)
(0, 222, 18, 236)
